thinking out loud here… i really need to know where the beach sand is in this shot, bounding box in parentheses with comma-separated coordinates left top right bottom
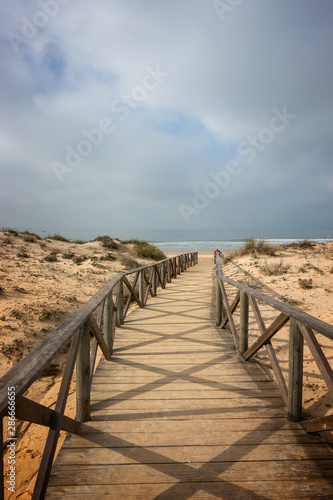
(1, 235, 332, 497)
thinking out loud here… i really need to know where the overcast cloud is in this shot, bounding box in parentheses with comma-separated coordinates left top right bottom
(0, 0, 332, 236)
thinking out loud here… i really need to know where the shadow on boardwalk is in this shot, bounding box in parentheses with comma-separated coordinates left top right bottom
(46, 260, 333, 499)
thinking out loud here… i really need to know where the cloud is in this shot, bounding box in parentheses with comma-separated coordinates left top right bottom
(0, 0, 333, 236)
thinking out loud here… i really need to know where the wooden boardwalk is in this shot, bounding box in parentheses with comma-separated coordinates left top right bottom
(46, 259, 333, 499)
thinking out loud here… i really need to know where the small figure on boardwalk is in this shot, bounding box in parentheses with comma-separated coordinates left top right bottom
(214, 249, 220, 263)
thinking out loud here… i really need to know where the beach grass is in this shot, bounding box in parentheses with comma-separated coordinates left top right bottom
(135, 241, 166, 261)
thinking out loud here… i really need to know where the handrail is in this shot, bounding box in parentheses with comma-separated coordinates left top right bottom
(215, 253, 333, 431)
(0, 251, 198, 499)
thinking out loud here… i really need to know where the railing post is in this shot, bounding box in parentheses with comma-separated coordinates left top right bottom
(104, 293, 114, 355)
(287, 317, 304, 422)
(76, 320, 91, 423)
(173, 258, 177, 278)
(117, 278, 124, 325)
(139, 269, 145, 304)
(152, 266, 157, 296)
(239, 291, 249, 355)
(161, 262, 166, 288)
(216, 278, 222, 326)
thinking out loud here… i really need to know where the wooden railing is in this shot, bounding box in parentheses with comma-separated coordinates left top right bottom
(215, 253, 333, 429)
(0, 252, 198, 499)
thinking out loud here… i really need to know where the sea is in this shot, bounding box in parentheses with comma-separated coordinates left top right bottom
(12, 227, 333, 254)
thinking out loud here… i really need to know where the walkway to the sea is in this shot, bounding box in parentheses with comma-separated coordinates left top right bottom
(46, 258, 333, 499)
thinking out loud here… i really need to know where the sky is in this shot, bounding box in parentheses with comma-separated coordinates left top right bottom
(0, 0, 333, 238)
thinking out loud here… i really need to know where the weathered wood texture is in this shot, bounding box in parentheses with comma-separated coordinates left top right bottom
(216, 253, 333, 426)
(46, 259, 333, 499)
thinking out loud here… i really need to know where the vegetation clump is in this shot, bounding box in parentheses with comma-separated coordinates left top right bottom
(285, 239, 316, 250)
(224, 238, 276, 263)
(135, 242, 166, 261)
(44, 251, 58, 262)
(62, 252, 75, 259)
(122, 239, 141, 245)
(100, 253, 117, 261)
(23, 234, 37, 243)
(95, 235, 120, 250)
(2, 228, 18, 236)
(22, 231, 41, 242)
(121, 257, 141, 270)
(260, 259, 291, 276)
(298, 278, 313, 289)
(73, 255, 87, 265)
(17, 251, 30, 258)
(240, 238, 276, 256)
(48, 234, 70, 242)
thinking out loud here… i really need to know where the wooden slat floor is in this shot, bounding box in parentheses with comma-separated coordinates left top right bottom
(46, 259, 333, 499)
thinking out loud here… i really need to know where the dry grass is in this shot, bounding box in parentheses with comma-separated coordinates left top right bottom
(135, 242, 166, 261)
(260, 259, 291, 276)
(224, 238, 276, 263)
(95, 235, 120, 250)
(284, 239, 316, 250)
(43, 252, 58, 262)
(298, 278, 313, 289)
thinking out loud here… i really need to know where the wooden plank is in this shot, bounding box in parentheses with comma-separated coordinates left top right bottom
(287, 318, 303, 422)
(103, 293, 114, 355)
(138, 269, 145, 305)
(297, 322, 333, 400)
(265, 341, 288, 406)
(243, 311, 289, 361)
(89, 338, 98, 385)
(67, 417, 301, 434)
(122, 275, 143, 309)
(155, 264, 163, 290)
(89, 314, 110, 361)
(32, 328, 81, 500)
(245, 297, 288, 404)
(88, 407, 288, 420)
(220, 290, 240, 329)
(90, 381, 279, 391)
(89, 302, 105, 380)
(91, 374, 271, 383)
(218, 280, 239, 349)
(144, 268, 153, 303)
(59, 429, 314, 450)
(217, 273, 333, 340)
(89, 397, 284, 410)
(239, 290, 249, 355)
(49, 459, 333, 485)
(50, 443, 333, 467)
(89, 389, 282, 401)
(45, 480, 333, 500)
(16, 396, 80, 434)
(76, 321, 91, 423)
(301, 415, 333, 433)
(47, 478, 332, 500)
(116, 278, 124, 325)
(215, 277, 222, 326)
(123, 271, 139, 319)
